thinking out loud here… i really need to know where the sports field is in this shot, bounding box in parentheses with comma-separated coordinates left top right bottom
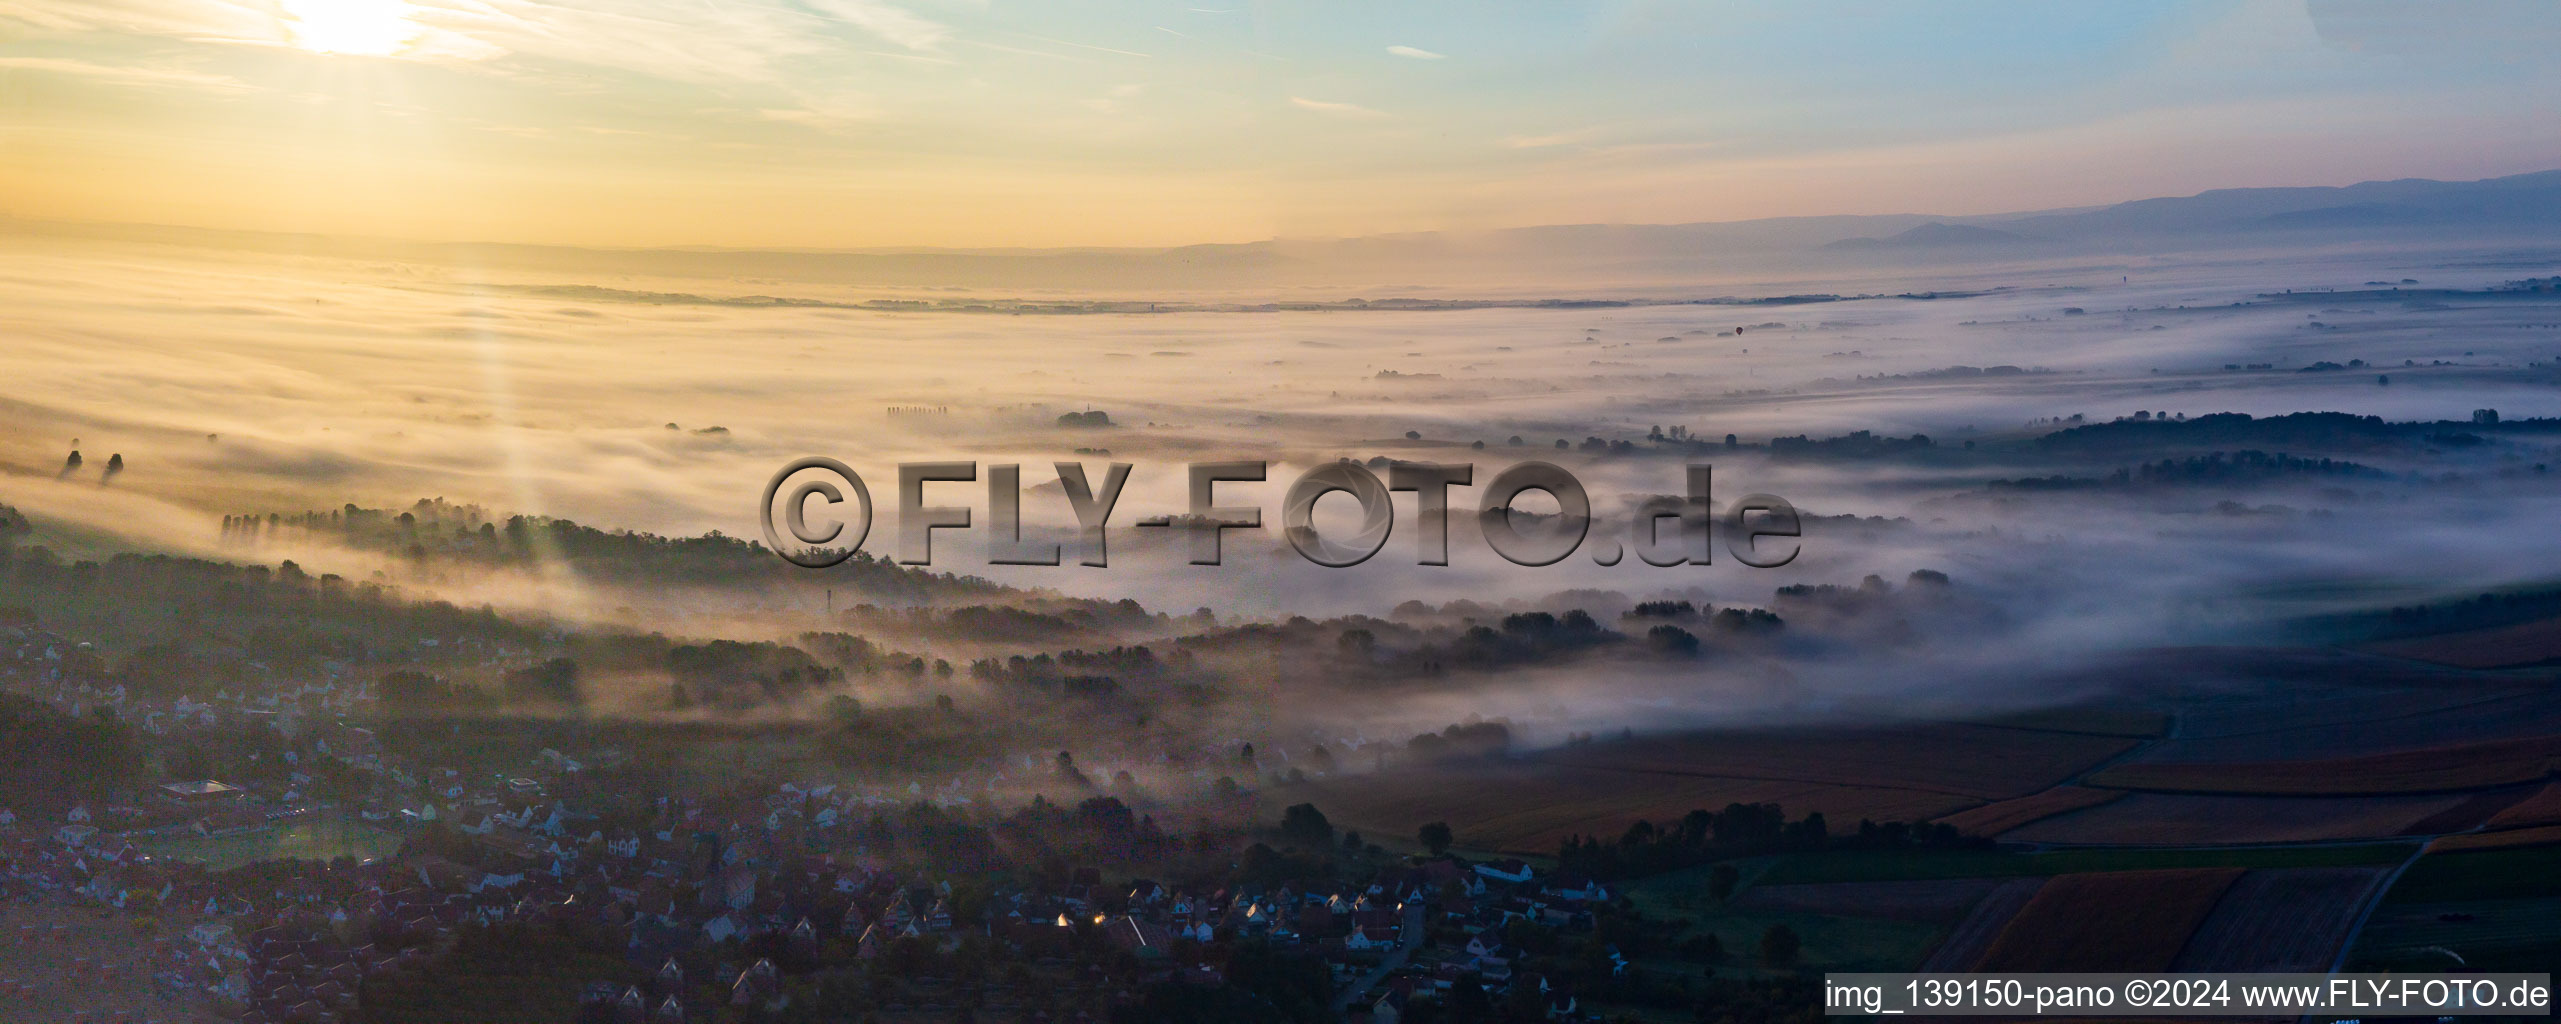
(132, 816, 407, 871)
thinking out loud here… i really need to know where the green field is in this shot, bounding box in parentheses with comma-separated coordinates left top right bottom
(2352, 897, 2561, 972)
(1751, 843, 2415, 886)
(1623, 857, 1781, 916)
(1623, 858, 1944, 975)
(134, 816, 406, 870)
(2384, 845, 2561, 904)
(1628, 845, 2423, 978)
(1678, 908, 1940, 974)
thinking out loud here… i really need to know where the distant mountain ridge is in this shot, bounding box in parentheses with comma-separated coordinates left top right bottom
(11, 168, 2561, 292)
(1991, 169, 2561, 239)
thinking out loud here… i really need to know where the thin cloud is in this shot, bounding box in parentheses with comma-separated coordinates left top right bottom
(1386, 44, 1445, 60)
(1014, 31, 1150, 58)
(0, 55, 257, 93)
(1290, 95, 1388, 119)
(0, 0, 273, 40)
(1084, 82, 1143, 113)
(802, 0, 949, 52)
(1505, 127, 1605, 149)
(961, 38, 1101, 63)
(857, 49, 958, 65)
(750, 90, 882, 132)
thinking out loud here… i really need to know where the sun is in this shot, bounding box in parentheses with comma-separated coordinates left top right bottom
(279, 0, 421, 56)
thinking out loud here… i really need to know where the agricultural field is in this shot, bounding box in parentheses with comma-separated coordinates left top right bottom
(1972, 707, 2169, 739)
(2351, 897, 2561, 973)
(2381, 845, 2561, 904)
(1621, 867, 1951, 975)
(2085, 734, 2561, 795)
(1676, 907, 1943, 976)
(1750, 842, 2412, 886)
(2006, 792, 2485, 845)
(2168, 867, 2388, 971)
(2427, 824, 2561, 852)
(1306, 759, 1973, 857)
(1731, 878, 2004, 922)
(2368, 614, 2561, 669)
(2483, 780, 2561, 829)
(1970, 869, 2242, 972)
(1532, 721, 2141, 802)
(1917, 877, 2043, 972)
(1314, 718, 2147, 855)
(1934, 785, 2124, 838)
(2398, 788, 2540, 834)
(2349, 846, 2561, 971)
(2131, 677, 2561, 765)
(1620, 857, 1782, 917)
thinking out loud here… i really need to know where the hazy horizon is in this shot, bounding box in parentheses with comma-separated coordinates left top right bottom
(9, 1, 2561, 248)
(4, 165, 2553, 255)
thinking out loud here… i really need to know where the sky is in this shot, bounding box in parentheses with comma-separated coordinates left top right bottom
(2, 0, 2558, 248)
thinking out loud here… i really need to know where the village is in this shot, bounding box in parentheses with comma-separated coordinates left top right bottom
(0, 622, 1696, 1024)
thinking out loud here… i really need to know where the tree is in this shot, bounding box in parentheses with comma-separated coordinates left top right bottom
(1336, 628, 1376, 658)
(1759, 923, 1801, 967)
(1445, 973, 1496, 1018)
(1646, 624, 1701, 655)
(1419, 821, 1455, 856)
(1707, 863, 1740, 901)
(168, 747, 214, 782)
(0, 694, 138, 818)
(380, 670, 488, 711)
(502, 657, 580, 706)
(1277, 803, 1333, 847)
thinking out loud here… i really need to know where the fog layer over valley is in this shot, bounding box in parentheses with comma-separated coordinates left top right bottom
(7, 217, 2561, 779)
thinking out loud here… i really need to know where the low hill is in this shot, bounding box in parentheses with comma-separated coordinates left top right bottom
(1822, 222, 2036, 249)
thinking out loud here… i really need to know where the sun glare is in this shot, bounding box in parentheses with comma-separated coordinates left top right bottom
(280, 0, 420, 56)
